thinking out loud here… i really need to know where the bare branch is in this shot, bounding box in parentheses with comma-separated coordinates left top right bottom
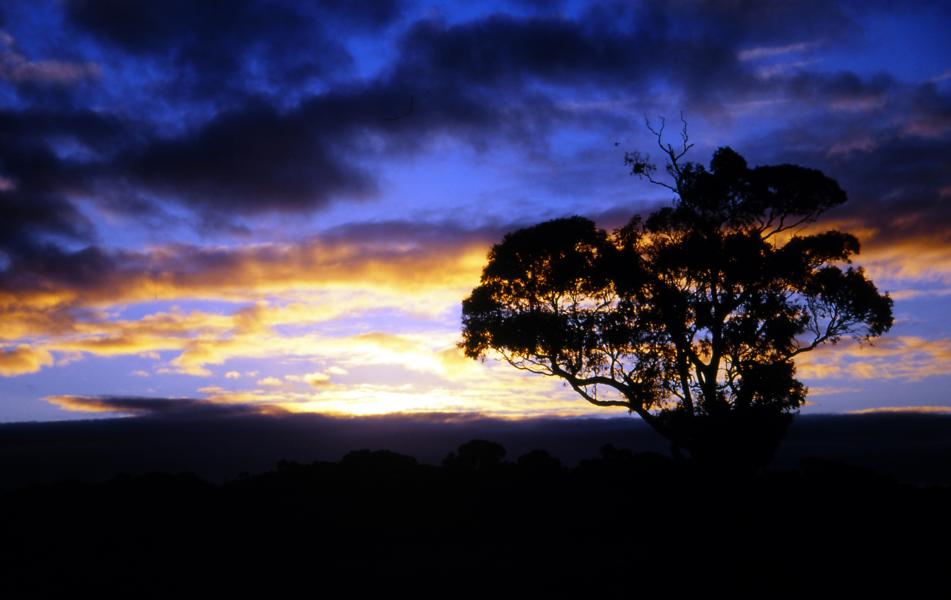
(679, 111, 689, 149)
(641, 112, 694, 186)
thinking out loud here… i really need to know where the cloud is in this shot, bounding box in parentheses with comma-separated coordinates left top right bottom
(194, 370, 616, 419)
(737, 41, 821, 62)
(285, 371, 333, 388)
(1, 213, 947, 390)
(0, 220, 494, 316)
(118, 100, 378, 216)
(0, 30, 100, 87)
(806, 385, 863, 396)
(0, 306, 77, 340)
(44, 394, 278, 417)
(162, 328, 475, 379)
(0, 0, 948, 424)
(847, 405, 951, 415)
(392, 11, 749, 112)
(0, 6, 454, 229)
(0, 107, 128, 275)
(798, 336, 951, 381)
(63, 0, 402, 101)
(736, 77, 951, 290)
(0, 344, 53, 375)
(37, 321, 622, 418)
(0, 301, 395, 376)
(0, 1, 857, 229)
(0, 0, 939, 236)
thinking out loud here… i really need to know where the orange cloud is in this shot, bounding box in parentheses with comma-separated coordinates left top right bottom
(0, 236, 489, 316)
(3, 295, 476, 376)
(781, 219, 951, 304)
(0, 307, 76, 340)
(0, 234, 492, 382)
(285, 371, 333, 388)
(5, 212, 949, 425)
(0, 345, 53, 376)
(45, 394, 120, 414)
(798, 336, 951, 381)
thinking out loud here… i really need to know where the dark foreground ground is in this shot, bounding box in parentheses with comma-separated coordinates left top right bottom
(1, 414, 949, 596)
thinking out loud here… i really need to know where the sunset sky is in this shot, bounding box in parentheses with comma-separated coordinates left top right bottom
(1, 0, 949, 422)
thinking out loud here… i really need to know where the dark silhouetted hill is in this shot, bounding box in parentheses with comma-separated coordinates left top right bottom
(1, 412, 950, 490)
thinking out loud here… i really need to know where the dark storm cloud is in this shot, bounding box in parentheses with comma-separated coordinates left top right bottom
(83, 3, 816, 219)
(120, 100, 378, 215)
(0, 107, 138, 311)
(102, 84, 492, 217)
(320, 219, 512, 246)
(741, 77, 951, 244)
(64, 0, 405, 100)
(0, 108, 130, 260)
(0, 0, 947, 290)
(432, 0, 883, 96)
(315, 0, 405, 27)
(781, 71, 898, 108)
(629, 0, 853, 45)
(833, 136, 950, 239)
(45, 394, 277, 417)
(393, 12, 750, 104)
(0, 0, 876, 228)
(66, 0, 403, 48)
(0, 107, 128, 160)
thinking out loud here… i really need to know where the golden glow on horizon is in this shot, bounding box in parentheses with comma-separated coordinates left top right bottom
(2, 215, 949, 417)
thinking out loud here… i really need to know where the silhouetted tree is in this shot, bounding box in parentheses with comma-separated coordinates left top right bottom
(516, 449, 562, 474)
(461, 119, 893, 470)
(443, 439, 507, 471)
(340, 449, 418, 473)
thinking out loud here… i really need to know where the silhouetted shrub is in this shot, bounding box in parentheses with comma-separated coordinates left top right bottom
(442, 439, 506, 471)
(516, 449, 562, 474)
(341, 449, 418, 472)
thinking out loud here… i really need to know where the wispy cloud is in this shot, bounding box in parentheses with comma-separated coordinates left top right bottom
(738, 41, 820, 61)
(0, 30, 100, 86)
(798, 337, 951, 381)
(847, 405, 951, 415)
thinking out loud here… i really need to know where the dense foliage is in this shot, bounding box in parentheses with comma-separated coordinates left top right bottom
(462, 142, 893, 467)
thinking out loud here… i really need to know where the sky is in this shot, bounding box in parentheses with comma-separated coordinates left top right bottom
(0, 0, 949, 422)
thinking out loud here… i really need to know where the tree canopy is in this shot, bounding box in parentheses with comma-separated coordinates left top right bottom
(461, 130, 893, 469)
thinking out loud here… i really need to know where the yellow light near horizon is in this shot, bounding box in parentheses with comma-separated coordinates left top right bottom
(270, 380, 630, 419)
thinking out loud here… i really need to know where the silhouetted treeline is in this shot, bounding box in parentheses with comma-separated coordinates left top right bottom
(2, 412, 950, 490)
(1, 440, 948, 596)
